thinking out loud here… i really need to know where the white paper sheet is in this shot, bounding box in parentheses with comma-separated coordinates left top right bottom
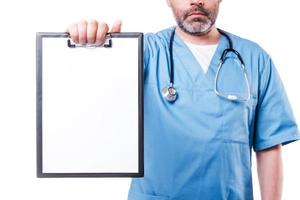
(41, 37, 140, 174)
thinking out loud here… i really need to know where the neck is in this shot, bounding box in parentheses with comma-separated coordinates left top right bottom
(175, 26, 220, 45)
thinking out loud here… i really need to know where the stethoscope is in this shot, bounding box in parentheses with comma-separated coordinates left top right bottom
(162, 28, 251, 102)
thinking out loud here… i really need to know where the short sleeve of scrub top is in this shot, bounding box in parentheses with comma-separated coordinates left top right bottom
(253, 54, 300, 151)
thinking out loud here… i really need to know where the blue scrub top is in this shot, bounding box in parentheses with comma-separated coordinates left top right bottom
(128, 27, 300, 200)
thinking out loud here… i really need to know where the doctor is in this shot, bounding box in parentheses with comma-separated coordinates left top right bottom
(67, 0, 300, 199)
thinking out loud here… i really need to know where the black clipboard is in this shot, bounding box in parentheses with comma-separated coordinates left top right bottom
(36, 32, 144, 178)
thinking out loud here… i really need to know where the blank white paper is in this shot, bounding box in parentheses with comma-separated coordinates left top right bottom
(41, 37, 139, 173)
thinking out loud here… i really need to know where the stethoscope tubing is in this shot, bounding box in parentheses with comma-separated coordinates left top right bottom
(163, 27, 251, 102)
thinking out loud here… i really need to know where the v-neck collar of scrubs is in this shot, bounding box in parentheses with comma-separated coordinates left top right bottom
(173, 32, 228, 90)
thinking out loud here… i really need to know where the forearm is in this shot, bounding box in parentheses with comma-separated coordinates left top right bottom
(256, 144, 283, 200)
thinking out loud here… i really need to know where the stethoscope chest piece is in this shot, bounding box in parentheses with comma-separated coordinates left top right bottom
(162, 84, 177, 102)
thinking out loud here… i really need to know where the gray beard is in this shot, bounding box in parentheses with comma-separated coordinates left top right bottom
(178, 18, 214, 36)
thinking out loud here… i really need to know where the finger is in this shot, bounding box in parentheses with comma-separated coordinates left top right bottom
(78, 20, 88, 44)
(87, 19, 98, 44)
(110, 20, 122, 33)
(67, 23, 79, 43)
(95, 22, 109, 45)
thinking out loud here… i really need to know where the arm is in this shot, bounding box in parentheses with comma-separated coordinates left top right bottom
(256, 144, 283, 200)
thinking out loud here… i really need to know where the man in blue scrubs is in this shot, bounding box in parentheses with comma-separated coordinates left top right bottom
(67, 0, 300, 199)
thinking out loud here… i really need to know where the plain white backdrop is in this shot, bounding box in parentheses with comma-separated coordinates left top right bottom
(0, 0, 299, 199)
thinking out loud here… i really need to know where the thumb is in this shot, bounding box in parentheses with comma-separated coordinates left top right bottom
(110, 20, 122, 33)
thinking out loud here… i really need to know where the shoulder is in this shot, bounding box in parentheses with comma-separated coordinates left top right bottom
(223, 30, 270, 58)
(223, 30, 274, 78)
(144, 27, 174, 50)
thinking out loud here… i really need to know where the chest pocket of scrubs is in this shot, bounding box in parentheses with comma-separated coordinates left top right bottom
(215, 56, 257, 144)
(218, 93, 257, 144)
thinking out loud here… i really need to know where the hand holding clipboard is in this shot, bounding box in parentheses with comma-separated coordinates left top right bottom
(66, 20, 122, 46)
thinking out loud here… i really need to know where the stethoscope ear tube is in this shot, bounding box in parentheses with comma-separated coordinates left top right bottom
(220, 48, 245, 66)
(161, 28, 177, 102)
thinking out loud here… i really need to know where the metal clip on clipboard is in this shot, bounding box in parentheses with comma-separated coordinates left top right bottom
(67, 33, 112, 48)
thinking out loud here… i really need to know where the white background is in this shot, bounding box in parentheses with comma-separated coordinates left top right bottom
(0, 0, 299, 199)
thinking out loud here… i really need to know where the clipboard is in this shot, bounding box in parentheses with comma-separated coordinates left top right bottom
(36, 32, 144, 177)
